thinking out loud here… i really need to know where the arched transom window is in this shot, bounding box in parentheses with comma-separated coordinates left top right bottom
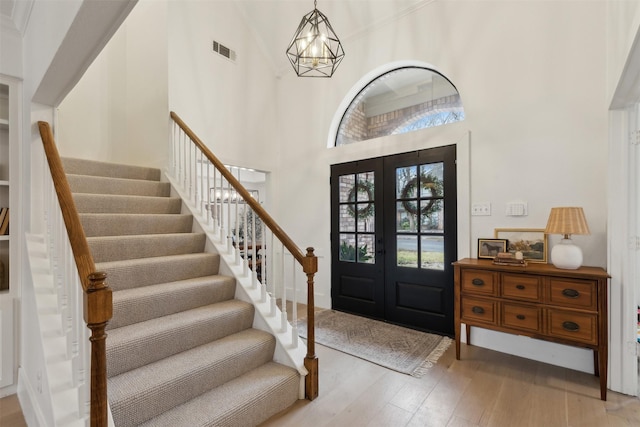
(336, 67, 464, 146)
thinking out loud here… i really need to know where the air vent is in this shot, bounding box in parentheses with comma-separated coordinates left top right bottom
(213, 40, 236, 62)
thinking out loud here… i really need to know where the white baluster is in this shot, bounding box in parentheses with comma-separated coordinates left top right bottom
(269, 232, 276, 317)
(226, 177, 233, 253)
(281, 244, 288, 332)
(291, 259, 298, 348)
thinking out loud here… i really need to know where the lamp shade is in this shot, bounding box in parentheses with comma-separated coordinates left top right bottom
(544, 207, 590, 237)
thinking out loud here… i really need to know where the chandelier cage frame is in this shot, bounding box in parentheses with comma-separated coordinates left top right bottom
(286, 2, 345, 77)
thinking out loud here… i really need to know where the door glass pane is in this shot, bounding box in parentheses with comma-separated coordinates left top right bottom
(396, 166, 417, 198)
(339, 233, 356, 262)
(357, 204, 374, 232)
(339, 205, 355, 232)
(357, 235, 375, 264)
(397, 202, 417, 232)
(420, 163, 443, 198)
(356, 172, 375, 202)
(397, 235, 418, 268)
(421, 201, 444, 233)
(339, 174, 355, 202)
(421, 235, 444, 270)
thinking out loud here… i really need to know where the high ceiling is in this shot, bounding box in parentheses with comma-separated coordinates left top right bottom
(235, 0, 430, 73)
(1, 0, 434, 78)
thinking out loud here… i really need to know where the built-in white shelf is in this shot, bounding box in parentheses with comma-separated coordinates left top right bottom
(0, 181, 9, 186)
(0, 236, 9, 241)
(0, 119, 8, 130)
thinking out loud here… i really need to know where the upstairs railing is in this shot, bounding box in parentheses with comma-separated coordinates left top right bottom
(38, 121, 111, 426)
(169, 111, 319, 400)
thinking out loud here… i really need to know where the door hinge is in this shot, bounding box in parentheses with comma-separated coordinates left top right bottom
(629, 236, 640, 250)
(630, 130, 640, 146)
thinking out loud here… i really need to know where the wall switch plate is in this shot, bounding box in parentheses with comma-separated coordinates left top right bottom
(471, 202, 491, 216)
(506, 202, 528, 216)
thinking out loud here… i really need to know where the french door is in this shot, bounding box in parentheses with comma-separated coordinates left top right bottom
(331, 145, 457, 335)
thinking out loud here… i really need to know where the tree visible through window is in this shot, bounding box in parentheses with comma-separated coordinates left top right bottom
(336, 67, 464, 146)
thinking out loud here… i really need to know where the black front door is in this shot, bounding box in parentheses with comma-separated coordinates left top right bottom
(331, 145, 457, 335)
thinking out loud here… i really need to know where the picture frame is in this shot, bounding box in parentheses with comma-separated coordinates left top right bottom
(494, 228, 548, 263)
(477, 238, 509, 259)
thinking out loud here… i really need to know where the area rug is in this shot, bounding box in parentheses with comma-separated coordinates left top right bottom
(297, 309, 452, 378)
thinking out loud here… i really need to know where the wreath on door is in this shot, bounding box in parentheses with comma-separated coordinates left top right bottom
(346, 179, 375, 219)
(400, 173, 443, 216)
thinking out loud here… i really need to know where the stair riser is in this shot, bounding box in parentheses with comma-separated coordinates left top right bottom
(109, 331, 276, 427)
(108, 276, 235, 330)
(73, 194, 182, 214)
(80, 213, 193, 237)
(107, 302, 255, 377)
(98, 254, 220, 291)
(88, 233, 206, 263)
(67, 175, 171, 197)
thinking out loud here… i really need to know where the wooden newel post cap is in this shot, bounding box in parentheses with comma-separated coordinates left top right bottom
(304, 247, 318, 274)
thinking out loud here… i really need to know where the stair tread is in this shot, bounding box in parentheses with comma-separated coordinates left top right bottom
(108, 328, 276, 426)
(139, 362, 299, 427)
(62, 157, 161, 180)
(109, 274, 236, 330)
(107, 300, 254, 377)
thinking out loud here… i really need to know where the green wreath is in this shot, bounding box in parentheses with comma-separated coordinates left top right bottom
(400, 173, 443, 216)
(346, 180, 375, 219)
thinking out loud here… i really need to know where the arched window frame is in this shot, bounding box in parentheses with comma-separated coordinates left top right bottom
(328, 61, 464, 148)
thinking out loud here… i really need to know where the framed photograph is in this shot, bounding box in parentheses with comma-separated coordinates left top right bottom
(494, 228, 548, 263)
(477, 238, 509, 259)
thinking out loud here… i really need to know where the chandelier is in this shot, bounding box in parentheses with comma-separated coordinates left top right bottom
(286, 0, 345, 77)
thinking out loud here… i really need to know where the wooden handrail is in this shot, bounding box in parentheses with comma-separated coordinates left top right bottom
(170, 112, 307, 264)
(170, 112, 319, 400)
(38, 121, 112, 426)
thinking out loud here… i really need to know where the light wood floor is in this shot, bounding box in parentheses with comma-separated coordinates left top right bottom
(260, 342, 640, 427)
(2, 342, 638, 427)
(0, 393, 27, 427)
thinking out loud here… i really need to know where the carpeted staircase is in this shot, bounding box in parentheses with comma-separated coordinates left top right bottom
(62, 158, 299, 426)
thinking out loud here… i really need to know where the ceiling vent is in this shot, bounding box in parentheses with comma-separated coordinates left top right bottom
(213, 41, 236, 62)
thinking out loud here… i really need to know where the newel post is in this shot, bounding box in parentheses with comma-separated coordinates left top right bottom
(302, 247, 318, 400)
(85, 272, 112, 427)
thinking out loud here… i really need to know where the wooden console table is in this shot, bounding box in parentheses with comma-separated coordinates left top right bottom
(453, 258, 610, 400)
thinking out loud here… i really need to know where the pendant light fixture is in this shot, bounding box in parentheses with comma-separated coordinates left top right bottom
(286, 0, 345, 77)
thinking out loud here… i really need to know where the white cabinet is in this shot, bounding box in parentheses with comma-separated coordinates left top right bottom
(0, 83, 9, 293)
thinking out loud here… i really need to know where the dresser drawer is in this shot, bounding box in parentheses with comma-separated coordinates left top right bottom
(502, 303, 542, 333)
(461, 269, 498, 296)
(461, 297, 497, 325)
(501, 274, 542, 302)
(547, 309, 598, 345)
(548, 278, 596, 310)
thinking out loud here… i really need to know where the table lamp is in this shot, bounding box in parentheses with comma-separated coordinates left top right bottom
(544, 207, 590, 269)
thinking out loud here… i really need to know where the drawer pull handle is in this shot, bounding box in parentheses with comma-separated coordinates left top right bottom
(516, 314, 525, 320)
(471, 278, 485, 286)
(516, 284, 525, 290)
(472, 306, 485, 314)
(562, 289, 580, 298)
(562, 321, 580, 332)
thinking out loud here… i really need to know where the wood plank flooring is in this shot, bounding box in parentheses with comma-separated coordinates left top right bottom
(2, 335, 638, 427)
(260, 342, 640, 427)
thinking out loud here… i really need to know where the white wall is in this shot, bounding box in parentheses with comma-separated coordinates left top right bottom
(57, 0, 167, 168)
(274, 0, 608, 373)
(167, 1, 279, 174)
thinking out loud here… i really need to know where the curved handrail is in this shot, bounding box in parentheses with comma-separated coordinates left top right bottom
(170, 112, 319, 399)
(38, 121, 112, 426)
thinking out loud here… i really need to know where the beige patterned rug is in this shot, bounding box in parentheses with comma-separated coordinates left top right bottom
(297, 309, 452, 377)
